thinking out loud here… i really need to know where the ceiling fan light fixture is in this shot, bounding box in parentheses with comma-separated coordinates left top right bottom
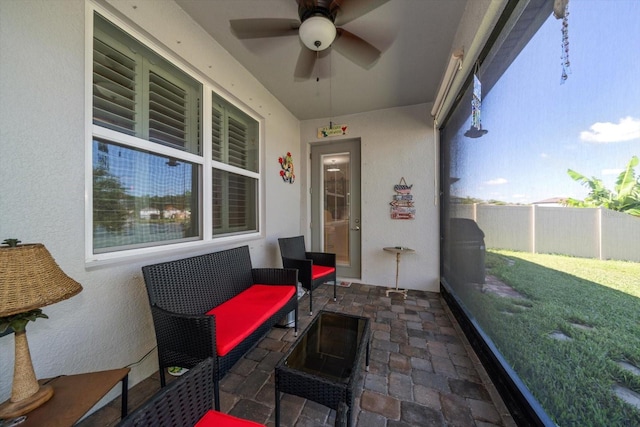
(299, 16, 336, 51)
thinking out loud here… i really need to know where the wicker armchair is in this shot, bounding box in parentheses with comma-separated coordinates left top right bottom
(118, 357, 264, 427)
(142, 245, 298, 410)
(278, 235, 336, 315)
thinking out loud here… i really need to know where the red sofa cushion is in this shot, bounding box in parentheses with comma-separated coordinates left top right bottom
(207, 284, 295, 356)
(312, 265, 335, 280)
(195, 409, 265, 427)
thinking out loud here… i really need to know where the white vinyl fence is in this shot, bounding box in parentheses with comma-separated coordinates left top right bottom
(451, 204, 640, 262)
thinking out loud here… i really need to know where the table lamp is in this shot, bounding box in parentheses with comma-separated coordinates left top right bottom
(0, 241, 83, 419)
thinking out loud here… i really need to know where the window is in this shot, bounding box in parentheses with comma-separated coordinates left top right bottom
(211, 94, 259, 236)
(92, 138, 199, 252)
(90, 12, 260, 256)
(93, 15, 201, 154)
(440, 1, 640, 425)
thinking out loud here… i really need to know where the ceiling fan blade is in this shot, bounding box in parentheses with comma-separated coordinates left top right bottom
(230, 18, 300, 39)
(332, 28, 381, 69)
(332, 0, 390, 26)
(294, 47, 317, 80)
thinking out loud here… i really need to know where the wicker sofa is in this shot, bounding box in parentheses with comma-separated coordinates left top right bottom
(118, 357, 264, 426)
(141, 245, 298, 410)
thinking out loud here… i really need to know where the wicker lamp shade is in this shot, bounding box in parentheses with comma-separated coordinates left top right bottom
(0, 243, 82, 317)
(0, 243, 83, 419)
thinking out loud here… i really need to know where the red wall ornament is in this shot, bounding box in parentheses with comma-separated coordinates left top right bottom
(279, 152, 295, 184)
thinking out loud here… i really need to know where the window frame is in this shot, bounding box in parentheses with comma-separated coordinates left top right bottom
(211, 94, 260, 236)
(85, 5, 264, 265)
(437, 1, 573, 425)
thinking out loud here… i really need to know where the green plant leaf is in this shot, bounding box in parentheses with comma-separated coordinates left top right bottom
(615, 156, 639, 199)
(0, 309, 48, 333)
(568, 157, 640, 217)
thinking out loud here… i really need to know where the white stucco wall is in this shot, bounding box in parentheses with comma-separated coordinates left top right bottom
(0, 0, 500, 413)
(0, 0, 300, 406)
(300, 105, 440, 292)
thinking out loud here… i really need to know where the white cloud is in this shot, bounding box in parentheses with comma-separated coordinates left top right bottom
(540, 152, 549, 158)
(602, 168, 623, 176)
(485, 178, 508, 185)
(580, 116, 640, 143)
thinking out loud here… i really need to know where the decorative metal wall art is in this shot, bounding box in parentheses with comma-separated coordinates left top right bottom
(279, 152, 295, 183)
(390, 177, 415, 219)
(317, 124, 348, 138)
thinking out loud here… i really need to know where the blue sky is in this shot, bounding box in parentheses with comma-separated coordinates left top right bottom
(94, 140, 194, 198)
(452, 0, 640, 204)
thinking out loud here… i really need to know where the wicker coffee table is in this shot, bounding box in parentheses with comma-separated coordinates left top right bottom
(275, 310, 370, 427)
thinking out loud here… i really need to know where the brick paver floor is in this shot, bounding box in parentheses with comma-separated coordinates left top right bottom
(78, 282, 516, 427)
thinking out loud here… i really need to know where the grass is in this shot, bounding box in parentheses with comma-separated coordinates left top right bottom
(454, 249, 640, 426)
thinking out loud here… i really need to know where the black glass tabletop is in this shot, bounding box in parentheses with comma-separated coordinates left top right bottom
(284, 311, 368, 382)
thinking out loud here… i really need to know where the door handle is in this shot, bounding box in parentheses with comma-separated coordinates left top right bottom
(351, 226, 360, 231)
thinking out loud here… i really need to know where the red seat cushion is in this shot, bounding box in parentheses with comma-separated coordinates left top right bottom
(312, 265, 335, 280)
(207, 284, 295, 356)
(195, 409, 265, 426)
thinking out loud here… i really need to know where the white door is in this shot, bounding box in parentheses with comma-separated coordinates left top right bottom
(310, 139, 361, 278)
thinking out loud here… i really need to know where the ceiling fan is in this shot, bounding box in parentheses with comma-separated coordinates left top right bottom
(229, 0, 390, 79)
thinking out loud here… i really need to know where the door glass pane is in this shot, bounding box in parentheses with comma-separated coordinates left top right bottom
(323, 154, 350, 266)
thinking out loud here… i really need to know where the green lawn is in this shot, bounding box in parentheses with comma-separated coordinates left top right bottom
(457, 250, 640, 426)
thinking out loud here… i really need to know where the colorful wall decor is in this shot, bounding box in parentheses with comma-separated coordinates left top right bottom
(390, 177, 415, 219)
(317, 124, 348, 138)
(278, 152, 295, 184)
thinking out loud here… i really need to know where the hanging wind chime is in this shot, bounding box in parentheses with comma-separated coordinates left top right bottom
(464, 65, 488, 138)
(554, 0, 571, 84)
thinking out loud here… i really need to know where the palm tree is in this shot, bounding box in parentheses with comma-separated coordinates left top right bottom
(565, 155, 640, 217)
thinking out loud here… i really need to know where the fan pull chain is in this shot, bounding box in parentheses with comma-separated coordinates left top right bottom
(329, 48, 333, 127)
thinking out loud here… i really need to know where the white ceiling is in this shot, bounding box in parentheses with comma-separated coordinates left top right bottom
(175, 0, 468, 120)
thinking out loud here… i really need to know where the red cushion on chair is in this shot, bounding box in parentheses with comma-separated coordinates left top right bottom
(312, 265, 335, 280)
(195, 409, 265, 427)
(207, 284, 295, 356)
